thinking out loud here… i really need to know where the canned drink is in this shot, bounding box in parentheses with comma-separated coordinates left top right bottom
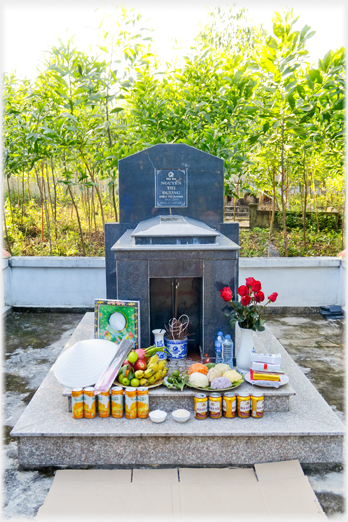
(98, 390, 110, 418)
(71, 388, 84, 419)
(251, 392, 264, 418)
(223, 393, 237, 418)
(194, 393, 208, 419)
(137, 387, 149, 418)
(125, 387, 137, 419)
(209, 393, 222, 419)
(111, 387, 124, 418)
(237, 392, 251, 418)
(83, 387, 96, 418)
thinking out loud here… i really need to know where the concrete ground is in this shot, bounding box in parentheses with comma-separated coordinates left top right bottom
(2, 311, 345, 519)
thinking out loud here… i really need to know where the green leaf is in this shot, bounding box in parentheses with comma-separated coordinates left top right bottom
(110, 107, 124, 113)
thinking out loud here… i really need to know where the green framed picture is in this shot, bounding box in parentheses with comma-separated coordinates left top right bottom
(94, 299, 140, 349)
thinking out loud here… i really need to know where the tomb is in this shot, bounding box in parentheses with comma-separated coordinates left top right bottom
(105, 144, 240, 359)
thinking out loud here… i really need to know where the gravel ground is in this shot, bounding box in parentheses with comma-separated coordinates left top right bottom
(2, 311, 345, 519)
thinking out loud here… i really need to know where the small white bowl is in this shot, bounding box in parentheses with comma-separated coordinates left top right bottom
(149, 410, 167, 423)
(172, 409, 190, 423)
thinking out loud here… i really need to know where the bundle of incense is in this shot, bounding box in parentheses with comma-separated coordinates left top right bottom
(250, 369, 283, 382)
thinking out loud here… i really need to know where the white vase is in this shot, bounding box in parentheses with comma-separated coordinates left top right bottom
(237, 328, 254, 374)
(152, 329, 167, 360)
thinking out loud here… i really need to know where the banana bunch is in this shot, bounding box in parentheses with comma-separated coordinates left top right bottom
(134, 354, 169, 386)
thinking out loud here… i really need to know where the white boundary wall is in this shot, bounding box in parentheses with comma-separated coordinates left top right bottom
(2, 256, 346, 310)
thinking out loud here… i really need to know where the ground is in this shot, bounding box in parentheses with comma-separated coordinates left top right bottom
(2, 311, 345, 518)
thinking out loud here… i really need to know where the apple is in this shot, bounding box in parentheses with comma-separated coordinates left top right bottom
(134, 359, 147, 371)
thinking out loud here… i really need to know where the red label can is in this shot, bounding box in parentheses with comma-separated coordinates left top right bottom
(194, 393, 208, 419)
(209, 393, 222, 418)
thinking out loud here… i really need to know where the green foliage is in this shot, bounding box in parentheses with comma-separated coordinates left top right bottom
(276, 211, 342, 231)
(2, 5, 345, 257)
(239, 228, 342, 258)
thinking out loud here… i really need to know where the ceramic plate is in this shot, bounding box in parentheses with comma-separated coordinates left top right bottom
(244, 372, 289, 387)
(114, 379, 164, 389)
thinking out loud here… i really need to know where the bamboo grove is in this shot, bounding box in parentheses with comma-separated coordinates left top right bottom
(3, 7, 345, 256)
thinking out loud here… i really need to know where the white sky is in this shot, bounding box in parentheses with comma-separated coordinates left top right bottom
(1, 0, 347, 79)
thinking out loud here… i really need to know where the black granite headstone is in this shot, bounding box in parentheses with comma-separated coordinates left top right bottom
(118, 143, 224, 227)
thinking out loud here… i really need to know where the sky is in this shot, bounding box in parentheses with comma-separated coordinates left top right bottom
(1, 0, 347, 79)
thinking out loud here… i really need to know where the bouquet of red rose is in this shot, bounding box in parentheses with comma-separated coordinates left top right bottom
(220, 277, 278, 332)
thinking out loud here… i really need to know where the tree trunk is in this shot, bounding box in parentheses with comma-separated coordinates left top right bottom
(79, 148, 105, 227)
(68, 185, 86, 256)
(112, 175, 118, 222)
(91, 186, 97, 232)
(269, 166, 276, 237)
(302, 150, 307, 249)
(27, 171, 31, 200)
(3, 205, 12, 255)
(50, 157, 57, 225)
(312, 170, 319, 233)
(21, 169, 25, 225)
(35, 165, 53, 255)
(280, 118, 288, 256)
(6, 176, 14, 223)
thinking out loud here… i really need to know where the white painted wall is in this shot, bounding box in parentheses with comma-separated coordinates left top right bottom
(239, 257, 345, 308)
(3, 256, 345, 309)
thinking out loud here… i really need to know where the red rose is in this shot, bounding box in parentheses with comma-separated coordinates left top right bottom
(241, 295, 251, 306)
(254, 291, 265, 303)
(251, 280, 262, 293)
(220, 286, 233, 302)
(238, 285, 249, 297)
(268, 292, 278, 303)
(245, 277, 255, 287)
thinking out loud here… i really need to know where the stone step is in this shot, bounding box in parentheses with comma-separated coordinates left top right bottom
(11, 314, 344, 469)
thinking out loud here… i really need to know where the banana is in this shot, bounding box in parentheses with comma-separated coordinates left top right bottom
(157, 360, 166, 370)
(144, 368, 154, 379)
(162, 367, 169, 376)
(148, 363, 159, 373)
(148, 375, 157, 385)
(154, 371, 162, 381)
(148, 354, 159, 365)
(139, 378, 148, 386)
(134, 370, 144, 379)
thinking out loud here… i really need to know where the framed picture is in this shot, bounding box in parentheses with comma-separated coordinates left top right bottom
(94, 299, 140, 349)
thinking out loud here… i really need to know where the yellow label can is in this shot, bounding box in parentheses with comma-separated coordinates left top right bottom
(71, 388, 84, 419)
(111, 387, 124, 418)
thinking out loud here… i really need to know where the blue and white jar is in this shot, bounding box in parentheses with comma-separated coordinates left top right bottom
(152, 329, 168, 360)
(165, 337, 188, 360)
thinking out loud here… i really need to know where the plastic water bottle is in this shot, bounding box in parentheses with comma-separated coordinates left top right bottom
(214, 332, 224, 364)
(222, 334, 234, 367)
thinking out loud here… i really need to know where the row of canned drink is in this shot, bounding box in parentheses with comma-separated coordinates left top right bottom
(71, 386, 149, 419)
(194, 391, 264, 419)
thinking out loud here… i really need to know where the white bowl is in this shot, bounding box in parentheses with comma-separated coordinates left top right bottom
(149, 410, 167, 423)
(172, 409, 190, 423)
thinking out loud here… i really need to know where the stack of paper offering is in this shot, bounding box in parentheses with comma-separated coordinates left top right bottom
(250, 353, 284, 386)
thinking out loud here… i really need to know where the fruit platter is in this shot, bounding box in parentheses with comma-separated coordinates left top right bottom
(163, 362, 244, 392)
(114, 346, 168, 388)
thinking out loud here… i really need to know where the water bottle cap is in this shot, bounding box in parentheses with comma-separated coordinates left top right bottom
(225, 334, 231, 339)
(217, 331, 223, 336)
